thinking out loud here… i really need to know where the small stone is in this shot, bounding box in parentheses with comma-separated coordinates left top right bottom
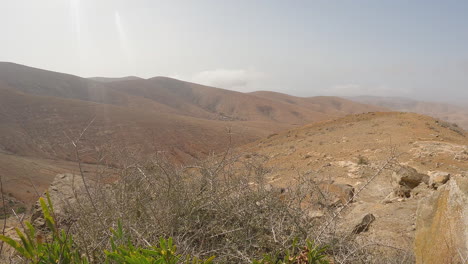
(308, 210, 324, 218)
(428, 171, 450, 189)
(352, 213, 376, 234)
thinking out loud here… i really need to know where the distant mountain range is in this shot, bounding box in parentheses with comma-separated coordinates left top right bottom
(346, 96, 468, 130)
(88, 76, 144, 83)
(0, 62, 385, 203)
(0, 62, 386, 162)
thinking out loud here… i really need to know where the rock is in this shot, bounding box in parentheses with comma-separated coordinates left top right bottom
(410, 141, 467, 161)
(392, 166, 429, 197)
(318, 182, 355, 206)
(308, 210, 325, 219)
(352, 213, 375, 234)
(31, 173, 87, 229)
(414, 177, 468, 264)
(411, 182, 431, 197)
(427, 171, 450, 189)
(393, 185, 412, 198)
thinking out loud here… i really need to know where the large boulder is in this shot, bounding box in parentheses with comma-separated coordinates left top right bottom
(31, 173, 87, 229)
(392, 166, 429, 189)
(318, 182, 355, 206)
(414, 176, 468, 264)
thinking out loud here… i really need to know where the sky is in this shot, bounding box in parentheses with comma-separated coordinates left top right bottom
(1, 0, 468, 103)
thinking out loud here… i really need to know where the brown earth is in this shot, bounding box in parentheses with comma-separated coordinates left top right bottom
(0, 62, 384, 205)
(0, 152, 105, 205)
(238, 111, 467, 257)
(252, 91, 384, 117)
(2, 62, 467, 260)
(348, 96, 468, 130)
(0, 62, 385, 162)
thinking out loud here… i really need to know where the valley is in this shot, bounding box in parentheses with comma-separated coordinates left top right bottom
(0, 62, 384, 205)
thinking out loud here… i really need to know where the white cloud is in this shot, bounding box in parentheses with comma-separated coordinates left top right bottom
(191, 69, 264, 92)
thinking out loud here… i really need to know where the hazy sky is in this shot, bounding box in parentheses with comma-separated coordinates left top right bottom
(1, 0, 468, 103)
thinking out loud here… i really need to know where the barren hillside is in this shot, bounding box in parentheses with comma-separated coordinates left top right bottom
(0, 62, 387, 207)
(347, 96, 468, 130)
(88, 76, 144, 83)
(252, 91, 387, 116)
(238, 111, 467, 259)
(0, 62, 385, 163)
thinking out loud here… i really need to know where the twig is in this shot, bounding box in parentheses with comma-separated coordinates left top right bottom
(130, 227, 152, 247)
(71, 117, 106, 230)
(11, 209, 26, 231)
(208, 227, 243, 239)
(0, 174, 6, 254)
(457, 248, 468, 264)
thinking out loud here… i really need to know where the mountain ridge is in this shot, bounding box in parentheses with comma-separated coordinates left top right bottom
(0, 62, 386, 205)
(347, 95, 468, 130)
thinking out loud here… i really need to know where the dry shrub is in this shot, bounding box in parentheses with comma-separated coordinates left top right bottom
(65, 153, 324, 263)
(37, 147, 414, 264)
(435, 120, 465, 136)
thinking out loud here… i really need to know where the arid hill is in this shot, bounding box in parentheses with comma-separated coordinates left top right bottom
(0, 62, 384, 205)
(251, 91, 385, 117)
(0, 62, 385, 163)
(106, 77, 388, 123)
(88, 76, 144, 83)
(238, 111, 467, 261)
(347, 95, 468, 130)
(2, 63, 466, 262)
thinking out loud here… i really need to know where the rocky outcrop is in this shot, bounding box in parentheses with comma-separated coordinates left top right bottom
(31, 173, 86, 229)
(427, 171, 450, 189)
(392, 166, 429, 197)
(414, 176, 468, 264)
(318, 182, 355, 206)
(392, 166, 429, 189)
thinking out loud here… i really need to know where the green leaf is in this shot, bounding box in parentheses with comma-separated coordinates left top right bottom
(0, 235, 27, 257)
(39, 197, 56, 233)
(45, 191, 55, 215)
(15, 228, 34, 258)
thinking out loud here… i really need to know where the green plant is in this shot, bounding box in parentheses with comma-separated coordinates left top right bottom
(253, 239, 329, 264)
(0, 193, 215, 264)
(0, 192, 89, 264)
(16, 206, 27, 214)
(105, 220, 215, 264)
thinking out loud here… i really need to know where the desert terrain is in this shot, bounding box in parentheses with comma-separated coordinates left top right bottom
(239, 111, 467, 262)
(348, 96, 468, 130)
(0, 62, 384, 206)
(0, 63, 467, 263)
